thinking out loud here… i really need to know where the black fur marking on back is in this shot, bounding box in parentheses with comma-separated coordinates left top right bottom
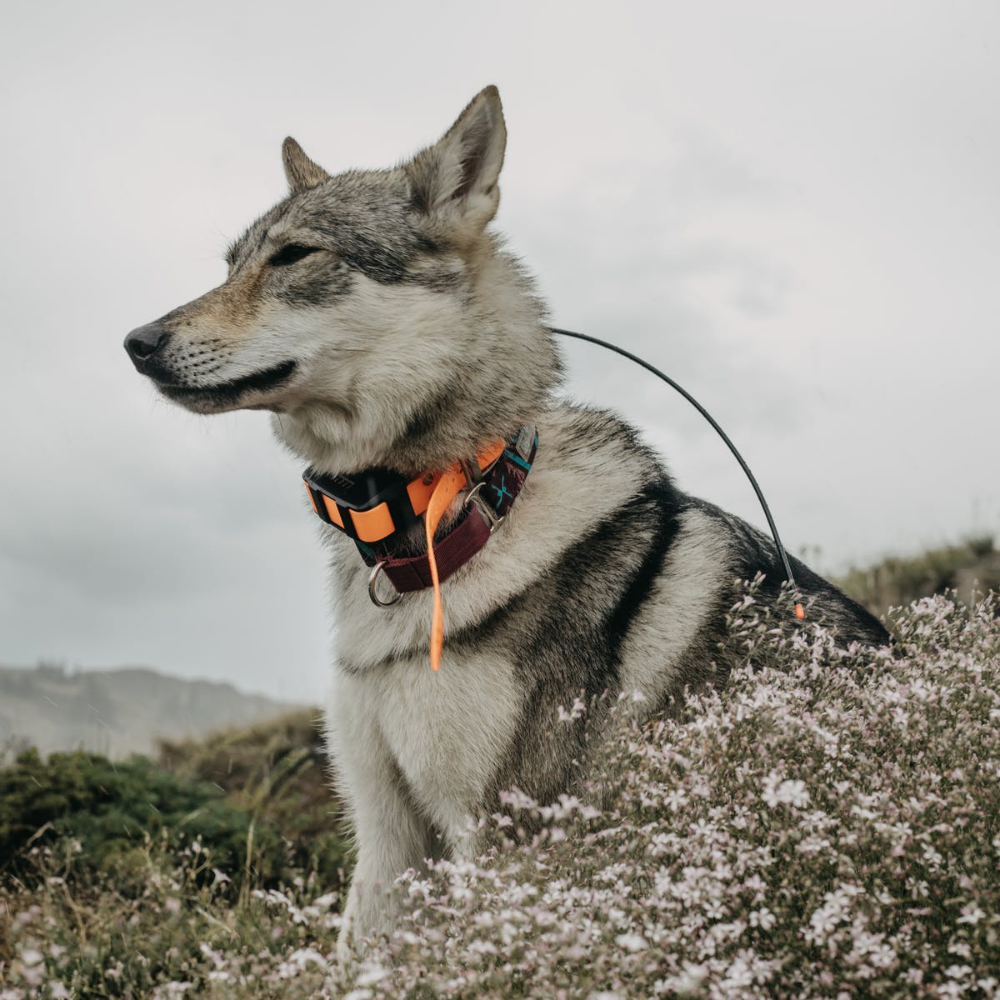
(515, 480, 684, 696)
(604, 485, 685, 659)
(472, 478, 684, 807)
(689, 498, 890, 647)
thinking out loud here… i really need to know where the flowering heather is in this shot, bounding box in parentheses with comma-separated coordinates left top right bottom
(2, 590, 999, 999)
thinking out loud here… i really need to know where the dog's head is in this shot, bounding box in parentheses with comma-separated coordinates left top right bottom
(125, 86, 559, 473)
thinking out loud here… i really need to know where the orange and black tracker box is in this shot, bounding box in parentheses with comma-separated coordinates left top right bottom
(303, 467, 439, 544)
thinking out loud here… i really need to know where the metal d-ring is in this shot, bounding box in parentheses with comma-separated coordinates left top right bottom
(466, 482, 505, 534)
(368, 562, 402, 607)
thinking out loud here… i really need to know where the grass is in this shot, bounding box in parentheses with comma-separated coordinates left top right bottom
(156, 708, 350, 895)
(1, 543, 999, 998)
(0, 712, 353, 999)
(837, 534, 998, 615)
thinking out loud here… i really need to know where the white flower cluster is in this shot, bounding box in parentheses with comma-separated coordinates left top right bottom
(3, 591, 999, 999)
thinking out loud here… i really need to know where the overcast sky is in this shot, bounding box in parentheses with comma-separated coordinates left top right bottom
(1, 1, 997, 703)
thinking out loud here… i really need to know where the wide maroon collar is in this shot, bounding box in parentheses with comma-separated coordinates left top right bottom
(304, 426, 538, 606)
(363, 426, 537, 605)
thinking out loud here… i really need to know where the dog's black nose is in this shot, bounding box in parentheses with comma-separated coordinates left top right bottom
(124, 322, 171, 368)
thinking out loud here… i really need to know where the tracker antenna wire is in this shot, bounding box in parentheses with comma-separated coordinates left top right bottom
(550, 326, 804, 618)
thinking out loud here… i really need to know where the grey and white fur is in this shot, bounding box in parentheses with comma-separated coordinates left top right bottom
(125, 86, 888, 954)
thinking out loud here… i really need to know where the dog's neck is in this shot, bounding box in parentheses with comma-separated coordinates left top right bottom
(271, 249, 561, 478)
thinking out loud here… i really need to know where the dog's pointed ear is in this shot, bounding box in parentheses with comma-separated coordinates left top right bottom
(282, 137, 330, 194)
(406, 86, 506, 234)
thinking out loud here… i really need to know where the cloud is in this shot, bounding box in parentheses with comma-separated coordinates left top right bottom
(1, 1, 998, 699)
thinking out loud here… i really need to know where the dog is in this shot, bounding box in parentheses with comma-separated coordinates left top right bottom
(125, 85, 888, 953)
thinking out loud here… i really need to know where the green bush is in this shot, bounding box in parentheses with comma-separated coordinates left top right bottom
(157, 708, 352, 890)
(0, 714, 352, 998)
(1, 748, 290, 889)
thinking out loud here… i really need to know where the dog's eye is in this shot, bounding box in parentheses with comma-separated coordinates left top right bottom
(268, 244, 320, 267)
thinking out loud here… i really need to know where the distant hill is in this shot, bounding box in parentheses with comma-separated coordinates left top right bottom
(0, 663, 304, 758)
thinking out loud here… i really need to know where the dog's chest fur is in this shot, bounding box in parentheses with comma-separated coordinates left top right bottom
(330, 651, 523, 846)
(320, 404, 729, 848)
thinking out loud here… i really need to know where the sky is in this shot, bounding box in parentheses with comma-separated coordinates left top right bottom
(1, 1, 997, 703)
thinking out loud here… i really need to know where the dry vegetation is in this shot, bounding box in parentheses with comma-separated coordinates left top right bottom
(838, 534, 999, 617)
(1, 540, 998, 999)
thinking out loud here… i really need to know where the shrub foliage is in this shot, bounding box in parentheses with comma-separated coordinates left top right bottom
(0, 749, 264, 884)
(2, 591, 999, 999)
(839, 534, 999, 614)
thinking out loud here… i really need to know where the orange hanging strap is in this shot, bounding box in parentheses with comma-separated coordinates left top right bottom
(422, 439, 506, 672)
(424, 464, 469, 671)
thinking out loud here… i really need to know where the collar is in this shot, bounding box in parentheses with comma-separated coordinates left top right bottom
(302, 426, 538, 669)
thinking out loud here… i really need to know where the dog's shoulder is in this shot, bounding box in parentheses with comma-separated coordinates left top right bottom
(533, 404, 888, 649)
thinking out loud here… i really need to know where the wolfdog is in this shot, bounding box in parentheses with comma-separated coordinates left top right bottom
(125, 86, 887, 952)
